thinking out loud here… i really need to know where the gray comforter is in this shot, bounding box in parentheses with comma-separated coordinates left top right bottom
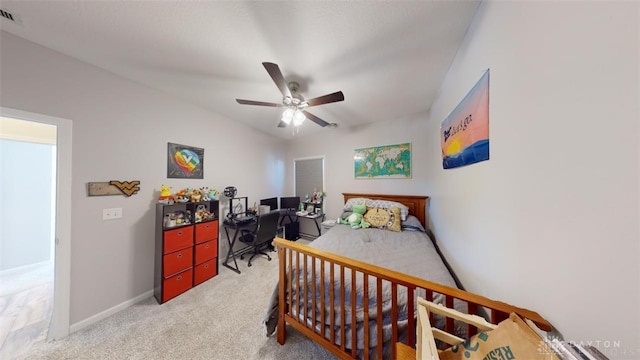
(264, 219, 460, 355)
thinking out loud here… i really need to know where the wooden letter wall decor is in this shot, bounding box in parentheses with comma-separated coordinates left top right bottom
(88, 180, 141, 197)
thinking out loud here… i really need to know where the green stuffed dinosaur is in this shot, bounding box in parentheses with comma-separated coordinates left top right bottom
(338, 202, 370, 229)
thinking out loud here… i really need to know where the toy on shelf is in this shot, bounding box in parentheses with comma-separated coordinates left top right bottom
(194, 204, 211, 223)
(158, 185, 175, 204)
(168, 187, 220, 205)
(311, 188, 324, 204)
(163, 214, 174, 227)
(208, 188, 219, 200)
(163, 210, 190, 228)
(175, 211, 187, 225)
(190, 188, 202, 202)
(174, 189, 190, 203)
(200, 187, 211, 201)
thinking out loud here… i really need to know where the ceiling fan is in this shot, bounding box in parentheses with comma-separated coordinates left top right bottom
(236, 62, 344, 128)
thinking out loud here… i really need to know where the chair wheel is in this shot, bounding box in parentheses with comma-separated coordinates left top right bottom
(248, 263, 252, 267)
(267, 257, 272, 261)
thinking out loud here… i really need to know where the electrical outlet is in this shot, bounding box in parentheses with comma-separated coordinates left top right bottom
(103, 207, 123, 220)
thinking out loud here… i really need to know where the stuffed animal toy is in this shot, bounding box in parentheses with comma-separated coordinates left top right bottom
(158, 185, 174, 204)
(174, 189, 190, 203)
(208, 188, 219, 200)
(200, 187, 211, 201)
(190, 189, 203, 202)
(338, 202, 370, 229)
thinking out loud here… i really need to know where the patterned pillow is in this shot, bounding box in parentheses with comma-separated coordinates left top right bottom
(344, 198, 409, 221)
(364, 207, 401, 232)
(343, 198, 371, 211)
(364, 199, 409, 221)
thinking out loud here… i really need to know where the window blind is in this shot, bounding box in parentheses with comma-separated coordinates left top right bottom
(294, 158, 324, 200)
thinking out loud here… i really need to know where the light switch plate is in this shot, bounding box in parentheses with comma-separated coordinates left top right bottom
(103, 208, 123, 220)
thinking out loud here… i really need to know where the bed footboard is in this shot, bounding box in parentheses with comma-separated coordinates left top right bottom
(274, 237, 551, 360)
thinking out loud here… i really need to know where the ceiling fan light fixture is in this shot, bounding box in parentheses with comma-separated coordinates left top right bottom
(237, 62, 344, 131)
(293, 109, 306, 126)
(281, 108, 294, 125)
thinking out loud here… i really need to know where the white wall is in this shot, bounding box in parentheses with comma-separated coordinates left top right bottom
(289, 1, 639, 358)
(0, 31, 287, 325)
(0, 118, 57, 271)
(0, 139, 55, 270)
(430, 2, 638, 357)
(286, 115, 432, 221)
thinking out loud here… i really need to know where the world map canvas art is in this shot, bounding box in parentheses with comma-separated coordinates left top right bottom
(354, 143, 411, 179)
(167, 142, 204, 179)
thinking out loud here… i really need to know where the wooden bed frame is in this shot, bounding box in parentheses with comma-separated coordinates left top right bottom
(273, 193, 551, 359)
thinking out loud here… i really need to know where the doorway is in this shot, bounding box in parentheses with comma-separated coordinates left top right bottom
(0, 108, 72, 357)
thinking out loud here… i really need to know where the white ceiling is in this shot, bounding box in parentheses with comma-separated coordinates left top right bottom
(0, 1, 480, 140)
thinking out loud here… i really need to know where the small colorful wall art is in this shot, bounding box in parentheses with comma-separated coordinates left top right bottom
(167, 142, 204, 179)
(441, 69, 490, 169)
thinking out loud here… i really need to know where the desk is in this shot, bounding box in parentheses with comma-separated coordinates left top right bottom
(222, 219, 257, 274)
(278, 209, 297, 227)
(278, 209, 299, 241)
(298, 213, 325, 239)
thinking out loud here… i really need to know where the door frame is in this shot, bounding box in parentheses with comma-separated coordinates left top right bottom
(1, 107, 72, 340)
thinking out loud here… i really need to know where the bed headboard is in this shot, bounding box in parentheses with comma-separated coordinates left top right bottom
(342, 193, 429, 228)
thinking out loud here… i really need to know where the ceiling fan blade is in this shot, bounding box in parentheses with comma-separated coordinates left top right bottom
(236, 99, 284, 107)
(305, 91, 344, 107)
(302, 110, 330, 127)
(262, 62, 292, 99)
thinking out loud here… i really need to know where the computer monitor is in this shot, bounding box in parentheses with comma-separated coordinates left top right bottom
(279, 196, 300, 211)
(260, 197, 278, 211)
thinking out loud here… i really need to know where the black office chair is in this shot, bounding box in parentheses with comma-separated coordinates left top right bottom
(239, 210, 279, 267)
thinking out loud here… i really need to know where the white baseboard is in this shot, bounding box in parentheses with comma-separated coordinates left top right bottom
(70, 290, 153, 333)
(0, 260, 53, 276)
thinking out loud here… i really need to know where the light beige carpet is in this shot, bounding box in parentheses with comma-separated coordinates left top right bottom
(18, 239, 336, 360)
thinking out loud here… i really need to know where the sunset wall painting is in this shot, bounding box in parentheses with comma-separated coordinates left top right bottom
(440, 69, 490, 169)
